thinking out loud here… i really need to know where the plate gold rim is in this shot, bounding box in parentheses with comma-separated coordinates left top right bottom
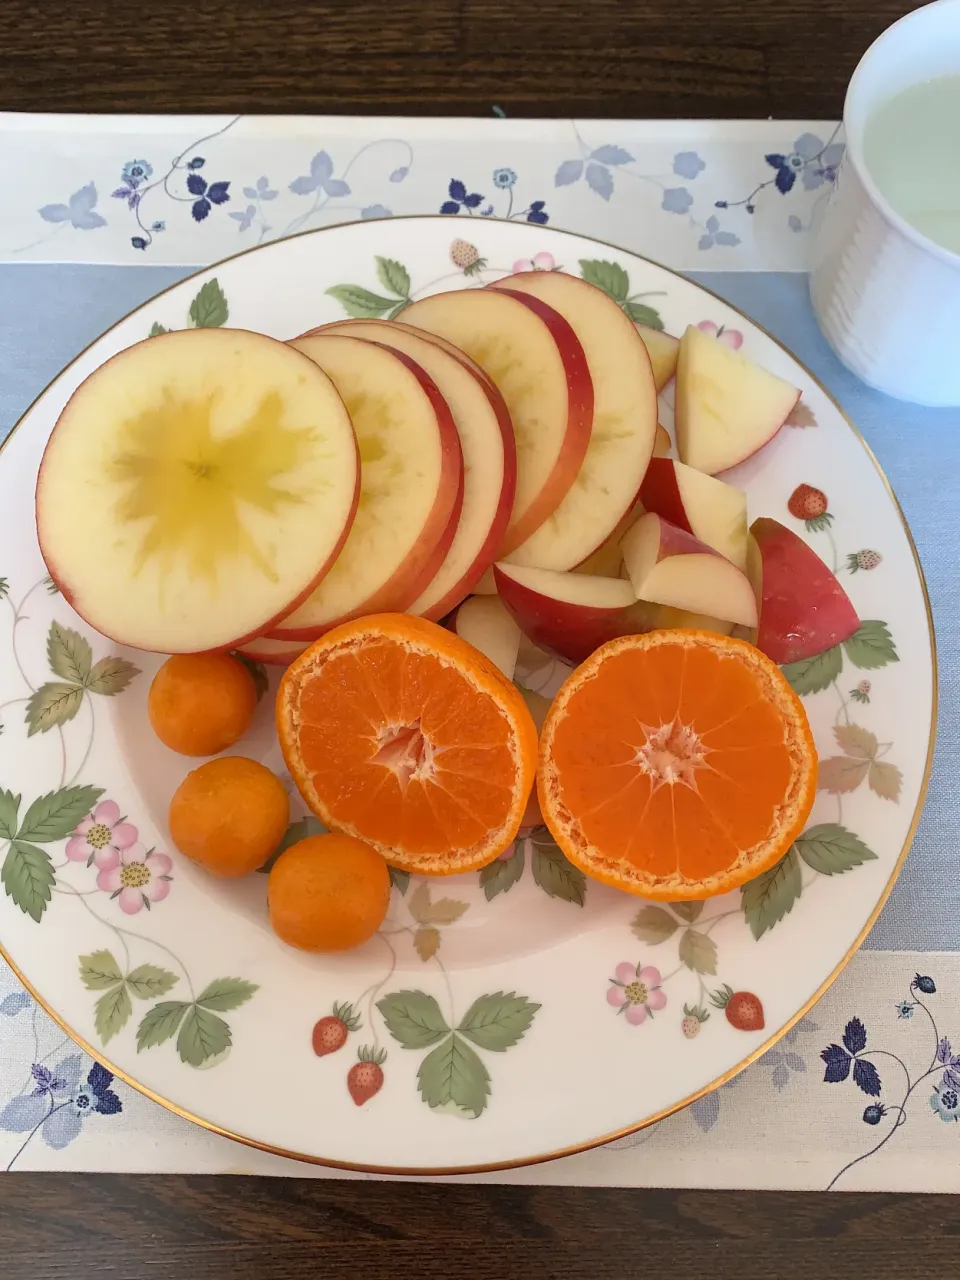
(0, 215, 939, 1176)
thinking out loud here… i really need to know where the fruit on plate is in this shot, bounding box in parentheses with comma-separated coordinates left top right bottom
(148, 652, 257, 755)
(402, 288, 593, 554)
(620, 513, 758, 628)
(639, 458, 748, 570)
(169, 756, 290, 878)
(272, 334, 463, 637)
(315, 319, 517, 619)
(235, 634, 310, 666)
(268, 833, 390, 952)
(447, 595, 522, 679)
(750, 517, 861, 663)
(491, 273, 657, 570)
(571, 502, 641, 579)
(675, 324, 801, 475)
(36, 328, 360, 653)
(493, 562, 659, 667)
(276, 614, 538, 874)
(636, 324, 681, 391)
(654, 424, 672, 457)
(537, 630, 817, 899)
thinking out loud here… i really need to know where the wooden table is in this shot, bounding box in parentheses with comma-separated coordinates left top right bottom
(3, 0, 956, 1275)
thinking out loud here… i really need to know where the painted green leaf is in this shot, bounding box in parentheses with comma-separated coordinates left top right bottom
(195, 977, 258, 1012)
(25, 682, 84, 736)
(17, 785, 103, 843)
(325, 284, 398, 319)
(781, 644, 843, 695)
(387, 299, 410, 320)
(376, 256, 410, 298)
(137, 1001, 189, 1051)
(414, 925, 440, 962)
(79, 949, 123, 990)
(457, 992, 540, 1051)
(257, 815, 324, 873)
(2, 841, 55, 922)
(149, 321, 169, 337)
(843, 621, 898, 670)
(678, 928, 718, 975)
(631, 904, 678, 944)
(95, 984, 132, 1043)
(232, 652, 268, 702)
(177, 1005, 231, 1066)
(0, 789, 20, 841)
(409, 880, 468, 925)
(479, 846, 525, 900)
(418, 1032, 490, 1117)
(625, 300, 664, 328)
(47, 621, 91, 685)
(579, 258, 629, 301)
(741, 847, 802, 940)
(671, 901, 703, 923)
(189, 278, 228, 328)
(377, 990, 449, 1048)
(794, 824, 877, 875)
(43, 576, 59, 596)
(531, 843, 586, 905)
(388, 866, 410, 895)
(86, 657, 140, 696)
(126, 964, 179, 999)
(0, 577, 8, 599)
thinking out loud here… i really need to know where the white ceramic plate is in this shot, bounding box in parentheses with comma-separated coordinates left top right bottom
(0, 217, 935, 1173)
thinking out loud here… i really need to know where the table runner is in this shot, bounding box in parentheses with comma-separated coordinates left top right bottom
(0, 114, 956, 1192)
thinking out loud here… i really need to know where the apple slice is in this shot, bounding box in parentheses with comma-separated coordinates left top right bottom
(620, 513, 757, 628)
(572, 501, 642, 579)
(636, 325, 681, 391)
(402, 288, 592, 554)
(491, 273, 657, 570)
(675, 325, 800, 475)
(447, 595, 522, 679)
(472, 567, 498, 595)
(271, 334, 463, 638)
(36, 329, 359, 654)
(312, 319, 516, 620)
(751, 517, 860, 663)
(639, 458, 748, 570)
(654, 424, 672, 457)
(236, 635, 310, 666)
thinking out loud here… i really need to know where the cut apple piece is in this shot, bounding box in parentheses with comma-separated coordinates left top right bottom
(472, 567, 498, 595)
(654, 424, 672, 457)
(402, 288, 592, 554)
(36, 329, 360, 654)
(236, 635, 310, 666)
(620, 513, 758, 628)
(639, 458, 748, 570)
(751, 517, 860, 663)
(572, 500, 642, 579)
(675, 325, 800, 475)
(491, 273, 657, 570)
(636, 325, 681, 391)
(447, 595, 522, 679)
(272, 334, 463, 638)
(314, 319, 516, 620)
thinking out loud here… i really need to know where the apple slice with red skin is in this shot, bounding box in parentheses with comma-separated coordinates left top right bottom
(271, 334, 463, 639)
(637, 325, 681, 391)
(402, 288, 593, 555)
(639, 458, 748, 571)
(236, 634, 311, 666)
(490, 273, 656, 570)
(751, 517, 860, 663)
(675, 324, 800, 475)
(446, 594, 522, 679)
(620, 513, 758, 628)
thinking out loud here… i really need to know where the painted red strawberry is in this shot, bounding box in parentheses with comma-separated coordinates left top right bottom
(347, 1045, 387, 1106)
(787, 484, 832, 532)
(312, 1001, 360, 1057)
(709, 984, 765, 1031)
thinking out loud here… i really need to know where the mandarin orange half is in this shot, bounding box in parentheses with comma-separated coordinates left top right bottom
(276, 614, 538, 874)
(538, 630, 817, 900)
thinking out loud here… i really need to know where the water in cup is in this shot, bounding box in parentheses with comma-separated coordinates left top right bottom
(863, 74, 960, 255)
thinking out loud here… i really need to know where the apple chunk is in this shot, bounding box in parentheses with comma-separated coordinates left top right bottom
(636, 325, 680, 391)
(402, 288, 592, 554)
(447, 595, 522, 679)
(620, 513, 757, 628)
(675, 324, 800, 475)
(491, 273, 657, 570)
(271, 334, 463, 638)
(751, 517, 860, 663)
(36, 329, 360, 654)
(639, 458, 748, 570)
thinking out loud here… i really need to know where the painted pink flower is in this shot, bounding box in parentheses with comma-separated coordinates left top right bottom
(607, 961, 667, 1025)
(97, 844, 173, 915)
(697, 319, 743, 349)
(512, 251, 556, 273)
(65, 801, 138, 871)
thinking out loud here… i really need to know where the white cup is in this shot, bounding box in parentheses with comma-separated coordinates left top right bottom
(810, 0, 960, 406)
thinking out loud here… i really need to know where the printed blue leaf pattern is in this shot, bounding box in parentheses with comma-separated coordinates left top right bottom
(589, 145, 633, 166)
(0, 992, 30, 1017)
(361, 205, 392, 219)
(673, 151, 706, 179)
(661, 187, 692, 214)
(843, 1017, 867, 1055)
(852, 1057, 882, 1097)
(585, 163, 613, 201)
(820, 1042, 852, 1083)
(554, 159, 584, 187)
(39, 183, 107, 231)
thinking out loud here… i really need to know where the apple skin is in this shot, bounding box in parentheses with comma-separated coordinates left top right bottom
(639, 458, 747, 570)
(751, 517, 861, 664)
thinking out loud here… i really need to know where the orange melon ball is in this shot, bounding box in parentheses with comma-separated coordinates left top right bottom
(169, 756, 289, 878)
(268, 833, 390, 952)
(149, 652, 257, 757)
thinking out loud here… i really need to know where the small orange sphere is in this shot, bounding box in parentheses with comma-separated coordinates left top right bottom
(268, 833, 390, 952)
(169, 756, 289, 878)
(149, 653, 257, 757)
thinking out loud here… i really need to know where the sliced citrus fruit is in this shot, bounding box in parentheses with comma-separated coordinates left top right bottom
(538, 630, 816, 899)
(276, 614, 538, 874)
